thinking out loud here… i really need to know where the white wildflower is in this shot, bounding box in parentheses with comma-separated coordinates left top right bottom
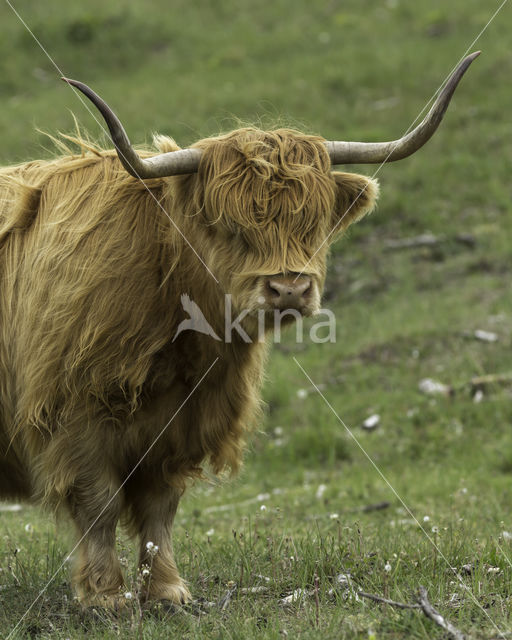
(124, 591, 133, 600)
(316, 484, 327, 499)
(145, 541, 159, 555)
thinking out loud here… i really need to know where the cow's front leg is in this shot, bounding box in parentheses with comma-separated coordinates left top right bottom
(67, 477, 124, 608)
(127, 483, 190, 605)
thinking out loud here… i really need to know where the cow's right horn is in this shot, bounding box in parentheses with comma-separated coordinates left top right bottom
(62, 78, 202, 178)
(326, 51, 480, 165)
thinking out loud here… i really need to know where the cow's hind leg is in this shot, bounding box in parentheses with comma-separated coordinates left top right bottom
(125, 481, 190, 605)
(66, 477, 124, 608)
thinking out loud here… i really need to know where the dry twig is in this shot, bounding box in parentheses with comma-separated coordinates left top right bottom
(218, 583, 237, 611)
(314, 573, 320, 628)
(357, 590, 420, 610)
(468, 373, 512, 392)
(357, 587, 467, 640)
(418, 585, 466, 640)
(383, 232, 475, 251)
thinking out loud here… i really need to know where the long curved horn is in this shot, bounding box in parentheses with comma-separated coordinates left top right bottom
(326, 51, 480, 165)
(61, 78, 202, 178)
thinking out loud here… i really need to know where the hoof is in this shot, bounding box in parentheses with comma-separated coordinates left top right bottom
(78, 593, 127, 613)
(144, 581, 192, 607)
(78, 592, 130, 617)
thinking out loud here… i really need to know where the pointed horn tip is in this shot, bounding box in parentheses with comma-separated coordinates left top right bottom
(467, 51, 481, 62)
(61, 77, 79, 88)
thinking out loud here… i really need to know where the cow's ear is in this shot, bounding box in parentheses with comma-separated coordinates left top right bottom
(331, 171, 379, 232)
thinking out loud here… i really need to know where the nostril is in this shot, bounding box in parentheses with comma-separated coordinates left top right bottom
(294, 278, 311, 299)
(265, 280, 281, 299)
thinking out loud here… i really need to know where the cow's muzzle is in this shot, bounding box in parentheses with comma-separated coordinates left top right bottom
(263, 274, 312, 311)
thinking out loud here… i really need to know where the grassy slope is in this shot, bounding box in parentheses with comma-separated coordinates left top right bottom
(0, 0, 511, 637)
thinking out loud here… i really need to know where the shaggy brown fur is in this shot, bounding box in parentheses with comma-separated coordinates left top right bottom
(0, 127, 377, 606)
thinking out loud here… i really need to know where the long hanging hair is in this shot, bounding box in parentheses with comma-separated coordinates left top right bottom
(0, 127, 377, 501)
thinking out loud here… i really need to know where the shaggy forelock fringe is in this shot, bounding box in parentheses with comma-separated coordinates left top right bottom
(190, 127, 336, 276)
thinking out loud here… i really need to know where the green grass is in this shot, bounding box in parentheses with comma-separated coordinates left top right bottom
(1, 0, 512, 637)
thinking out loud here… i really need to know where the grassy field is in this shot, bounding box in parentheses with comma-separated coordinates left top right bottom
(1, 0, 512, 637)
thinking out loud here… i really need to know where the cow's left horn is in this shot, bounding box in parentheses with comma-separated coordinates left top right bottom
(62, 78, 202, 178)
(326, 51, 480, 165)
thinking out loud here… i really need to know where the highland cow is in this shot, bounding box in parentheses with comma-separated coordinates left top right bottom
(0, 53, 478, 608)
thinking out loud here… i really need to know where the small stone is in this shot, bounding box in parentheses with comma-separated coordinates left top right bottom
(473, 389, 484, 403)
(280, 588, 309, 605)
(419, 378, 451, 396)
(474, 329, 498, 342)
(362, 414, 380, 430)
